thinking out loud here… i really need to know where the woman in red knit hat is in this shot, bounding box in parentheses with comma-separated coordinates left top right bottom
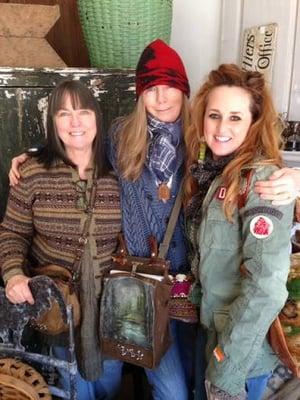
(105, 38, 196, 400)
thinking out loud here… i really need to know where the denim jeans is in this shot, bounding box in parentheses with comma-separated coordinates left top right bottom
(195, 325, 208, 400)
(144, 320, 189, 400)
(53, 320, 190, 400)
(172, 320, 198, 399)
(246, 373, 270, 400)
(52, 346, 123, 400)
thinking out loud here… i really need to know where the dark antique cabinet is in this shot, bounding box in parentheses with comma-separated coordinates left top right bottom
(0, 67, 135, 219)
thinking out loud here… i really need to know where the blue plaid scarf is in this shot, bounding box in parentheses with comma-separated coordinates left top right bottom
(147, 113, 183, 183)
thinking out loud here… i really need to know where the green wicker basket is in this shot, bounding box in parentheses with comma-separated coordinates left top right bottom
(77, 0, 173, 68)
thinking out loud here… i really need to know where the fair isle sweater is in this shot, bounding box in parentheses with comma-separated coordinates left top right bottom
(107, 124, 189, 274)
(0, 157, 121, 285)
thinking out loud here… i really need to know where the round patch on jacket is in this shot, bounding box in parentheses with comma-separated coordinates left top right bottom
(250, 215, 273, 238)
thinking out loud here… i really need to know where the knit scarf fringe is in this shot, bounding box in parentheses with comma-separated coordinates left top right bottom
(76, 240, 102, 381)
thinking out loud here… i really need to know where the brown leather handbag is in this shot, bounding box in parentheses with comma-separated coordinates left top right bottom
(268, 253, 300, 377)
(100, 236, 172, 369)
(32, 264, 81, 335)
(99, 186, 184, 369)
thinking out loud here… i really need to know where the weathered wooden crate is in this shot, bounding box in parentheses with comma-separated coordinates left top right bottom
(0, 67, 135, 219)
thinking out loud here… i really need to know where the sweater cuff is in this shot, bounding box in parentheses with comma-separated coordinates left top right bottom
(2, 267, 25, 285)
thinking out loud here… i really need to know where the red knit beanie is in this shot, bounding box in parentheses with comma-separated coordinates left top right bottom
(135, 39, 190, 98)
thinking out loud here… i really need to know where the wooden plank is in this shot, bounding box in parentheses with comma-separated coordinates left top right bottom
(0, 3, 60, 37)
(240, 23, 278, 85)
(0, 67, 135, 87)
(0, 38, 66, 68)
(242, 0, 298, 115)
(0, 0, 90, 67)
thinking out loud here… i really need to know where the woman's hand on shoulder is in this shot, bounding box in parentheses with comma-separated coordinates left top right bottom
(254, 167, 300, 205)
(9, 153, 28, 187)
(5, 274, 34, 305)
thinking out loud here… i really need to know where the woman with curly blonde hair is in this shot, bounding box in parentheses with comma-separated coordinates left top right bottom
(185, 64, 294, 400)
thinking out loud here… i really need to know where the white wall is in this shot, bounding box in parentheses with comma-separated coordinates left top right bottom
(220, 0, 298, 118)
(289, 2, 300, 121)
(171, 0, 222, 96)
(171, 0, 300, 120)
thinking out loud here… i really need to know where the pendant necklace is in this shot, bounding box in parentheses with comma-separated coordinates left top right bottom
(158, 183, 171, 201)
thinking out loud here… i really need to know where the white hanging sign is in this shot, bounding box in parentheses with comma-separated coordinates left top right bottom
(241, 23, 278, 83)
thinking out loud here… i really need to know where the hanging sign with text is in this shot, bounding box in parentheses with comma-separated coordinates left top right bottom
(241, 23, 278, 83)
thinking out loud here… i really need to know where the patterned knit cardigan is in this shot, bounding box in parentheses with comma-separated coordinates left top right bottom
(0, 157, 121, 284)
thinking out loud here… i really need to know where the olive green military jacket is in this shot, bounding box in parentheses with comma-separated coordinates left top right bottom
(197, 164, 295, 395)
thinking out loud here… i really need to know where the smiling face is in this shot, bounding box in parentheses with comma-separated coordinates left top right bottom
(203, 85, 253, 159)
(141, 84, 183, 123)
(54, 94, 97, 156)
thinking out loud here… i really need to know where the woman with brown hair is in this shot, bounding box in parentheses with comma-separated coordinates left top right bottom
(0, 80, 123, 399)
(185, 64, 294, 399)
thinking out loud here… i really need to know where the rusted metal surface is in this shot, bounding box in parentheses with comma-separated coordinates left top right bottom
(0, 67, 135, 219)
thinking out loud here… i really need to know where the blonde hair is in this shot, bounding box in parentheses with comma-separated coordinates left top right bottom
(185, 64, 283, 220)
(116, 95, 190, 181)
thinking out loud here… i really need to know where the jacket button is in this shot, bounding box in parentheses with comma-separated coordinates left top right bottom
(146, 194, 153, 201)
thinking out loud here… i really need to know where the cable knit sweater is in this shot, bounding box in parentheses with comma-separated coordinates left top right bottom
(107, 123, 189, 274)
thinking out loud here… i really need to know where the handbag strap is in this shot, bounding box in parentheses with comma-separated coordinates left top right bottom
(158, 181, 184, 259)
(72, 176, 98, 281)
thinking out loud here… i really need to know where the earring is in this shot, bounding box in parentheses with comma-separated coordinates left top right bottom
(198, 139, 206, 163)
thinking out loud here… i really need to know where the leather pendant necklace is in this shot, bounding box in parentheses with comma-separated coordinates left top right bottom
(158, 183, 170, 201)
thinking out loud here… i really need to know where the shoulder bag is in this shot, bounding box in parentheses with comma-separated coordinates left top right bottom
(99, 185, 183, 369)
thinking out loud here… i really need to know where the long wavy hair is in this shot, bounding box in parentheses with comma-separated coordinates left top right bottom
(115, 95, 190, 181)
(38, 80, 109, 178)
(185, 63, 283, 220)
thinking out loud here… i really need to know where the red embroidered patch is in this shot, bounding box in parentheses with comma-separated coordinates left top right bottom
(254, 217, 270, 235)
(250, 215, 273, 239)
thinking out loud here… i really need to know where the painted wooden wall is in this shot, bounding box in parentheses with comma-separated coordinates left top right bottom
(0, 68, 135, 219)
